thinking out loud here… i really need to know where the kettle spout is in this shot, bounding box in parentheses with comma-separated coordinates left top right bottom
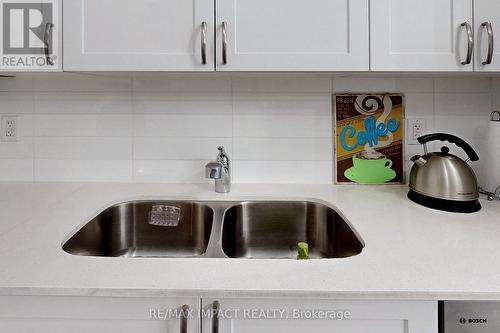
(411, 155, 427, 167)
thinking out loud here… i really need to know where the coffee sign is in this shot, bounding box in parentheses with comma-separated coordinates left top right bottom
(334, 93, 405, 184)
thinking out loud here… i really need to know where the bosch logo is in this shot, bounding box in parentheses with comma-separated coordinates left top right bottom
(469, 318, 487, 324)
(459, 317, 487, 324)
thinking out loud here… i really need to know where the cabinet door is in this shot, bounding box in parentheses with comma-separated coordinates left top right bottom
(371, 0, 473, 71)
(215, 0, 369, 71)
(0, 296, 200, 333)
(63, 0, 214, 71)
(0, 0, 61, 71)
(475, 0, 500, 71)
(202, 299, 437, 333)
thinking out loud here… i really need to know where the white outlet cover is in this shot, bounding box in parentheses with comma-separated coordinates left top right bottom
(407, 118, 427, 145)
(1, 116, 18, 142)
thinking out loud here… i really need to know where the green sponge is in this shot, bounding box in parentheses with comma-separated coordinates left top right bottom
(297, 242, 309, 260)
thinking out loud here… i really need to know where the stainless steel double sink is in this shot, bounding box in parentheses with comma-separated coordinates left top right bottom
(62, 200, 364, 259)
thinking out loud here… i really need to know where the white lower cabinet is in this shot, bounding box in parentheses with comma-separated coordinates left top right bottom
(0, 296, 438, 333)
(0, 296, 200, 333)
(201, 299, 438, 333)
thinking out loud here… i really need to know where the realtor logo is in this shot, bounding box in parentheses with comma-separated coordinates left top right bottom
(0, 0, 58, 69)
(3, 2, 52, 54)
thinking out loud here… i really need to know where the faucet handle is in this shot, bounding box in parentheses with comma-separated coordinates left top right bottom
(216, 146, 229, 166)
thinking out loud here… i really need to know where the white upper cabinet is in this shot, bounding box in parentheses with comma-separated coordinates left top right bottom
(215, 0, 369, 71)
(63, 0, 214, 71)
(370, 0, 473, 71)
(474, 0, 500, 71)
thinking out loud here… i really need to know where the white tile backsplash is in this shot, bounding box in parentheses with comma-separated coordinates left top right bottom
(434, 78, 491, 93)
(0, 160, 34, 181)
(133, 114, 232, 137)
(233, 137, 331, 161)
(35, 92, 133, 114)
(133, 160, 207, 183)
(233, 115, 331, 138)
(34, 137, 133, 160)
(404, 93, 434, 116)
(0, 138, 33, 159)
(34, 114, 133, 137)
(132, 93, 232, 115)
(434, 93, 491, 116)
(34, 160, 133, 182)
(232, 160, 332, 184)
(33, 73, 132, 92)
(232, 78, 331, 93)
(0, 75, 494, 183)
(0, 92, 34, 114)
(133, 137, 232, 160)
(233, 94, 330, 116)
(132, 76, 231, 93)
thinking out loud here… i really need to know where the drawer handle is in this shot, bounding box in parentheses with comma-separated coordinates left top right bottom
(180, 304, 189, 333)
(201, 21, 208, 65)
(212, 301, 220, 333)
(221, 22, 227, 65)
(461, 21, 473, 65)
(482, 21, 494, 65)
(44, 22, 55, 66)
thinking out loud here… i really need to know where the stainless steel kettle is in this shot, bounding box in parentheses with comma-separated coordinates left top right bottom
(408, 133, 481, 213)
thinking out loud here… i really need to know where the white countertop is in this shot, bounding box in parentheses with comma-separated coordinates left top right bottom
(0, 181, 499, 300)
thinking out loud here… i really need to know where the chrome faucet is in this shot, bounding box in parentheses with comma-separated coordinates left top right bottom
(205, 146, 231, 193)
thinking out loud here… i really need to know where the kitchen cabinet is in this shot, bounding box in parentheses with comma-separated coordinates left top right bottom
(0, 296, 200, 332)
(201, 299, 438, 333)
(474, 0, 500, 71)
(370, 0, 473, 71)
(63, 0, 368, 72)
(63, 0, 214, 71)
(215, 0, 369, 71)
(0, 0, 61, 71)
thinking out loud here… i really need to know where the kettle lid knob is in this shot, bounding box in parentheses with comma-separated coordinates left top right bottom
(440, 146, 450, 154)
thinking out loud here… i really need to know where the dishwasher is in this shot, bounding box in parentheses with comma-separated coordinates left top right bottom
(440, 301, 500, 332)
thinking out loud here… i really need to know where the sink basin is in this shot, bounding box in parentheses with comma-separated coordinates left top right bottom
(221, 201, 363, 259)
(63, 199, 363, 259)
(62, 201, 213, 258)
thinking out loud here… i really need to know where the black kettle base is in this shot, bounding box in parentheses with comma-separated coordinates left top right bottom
(408, 190, 481, 213)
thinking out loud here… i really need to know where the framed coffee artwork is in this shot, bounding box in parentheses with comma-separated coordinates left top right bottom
(334, 93, 405, 184)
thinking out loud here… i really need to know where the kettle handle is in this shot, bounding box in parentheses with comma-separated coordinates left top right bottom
(417, 133, 479, 162)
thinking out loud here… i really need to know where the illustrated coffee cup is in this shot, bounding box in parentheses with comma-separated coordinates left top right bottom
(352, 154, 393, 176)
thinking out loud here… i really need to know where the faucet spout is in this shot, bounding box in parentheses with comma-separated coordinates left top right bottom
(205, 146, 231, 193)
(205, 162, 222, 179)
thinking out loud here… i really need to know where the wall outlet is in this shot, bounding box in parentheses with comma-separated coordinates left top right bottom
(1, 116, 18, 142)
(407, 118, 426, 145)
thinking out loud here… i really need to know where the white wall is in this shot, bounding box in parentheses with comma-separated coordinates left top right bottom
(0, 74, 493, 183)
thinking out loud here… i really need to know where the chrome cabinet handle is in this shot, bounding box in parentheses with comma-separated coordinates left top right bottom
(201, 22, 207, 65)
(212, 301, 220, 333)
(461, 22, 473, 65)
(180, 304, 189, 333)
(44, 22, 55, 66)
(221, 22, 227, 65)
(482, 21, 494, 65)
